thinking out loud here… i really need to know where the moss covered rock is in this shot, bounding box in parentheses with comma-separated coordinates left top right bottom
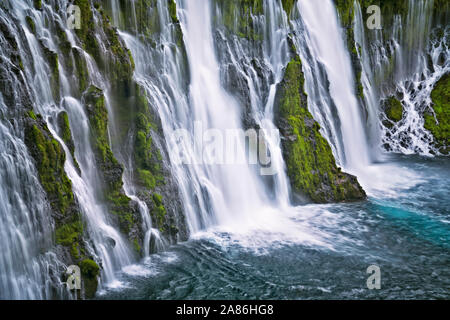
(333, 0, 364, 100)
(74, 0, 134, 94)
(24, 116, 76, 219)
(80, 259, 100, 299)
(424, 73, 449, 155)
(57, 111, 81, 172)
(41, 46, 60, 101)
(24, 113, 88, 266)
(382, 96, 404, 128)
(275, 56, 366, 203)
(213, 0, 264, 41)
(281, 0, 296, 18)
(83, 85, 139, 235)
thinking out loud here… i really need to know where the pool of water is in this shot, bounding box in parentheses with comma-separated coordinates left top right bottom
(98, 156, 449, 300)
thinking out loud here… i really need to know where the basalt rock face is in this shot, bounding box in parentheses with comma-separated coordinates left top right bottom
(275, 56, 366, 203)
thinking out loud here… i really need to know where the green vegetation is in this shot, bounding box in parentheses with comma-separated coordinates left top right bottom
(57, 111, 80, 172)
(80, 259, 100, 278)
(33, 0, 42, 10)
(24, 114, 86, 264)
(133, 88, 165, 190)
(152, 193, 167, 232)
(384, 96, 403, 123)
(73, 0, 101, 64)
(275, 56, 366, 203)
(83, 85, 137, 235)
(281, 0, 296, 17)
(42, 47, 60, 100)
(24, 122, 74, 215)
(72, 48, 89, 93)
(80, 259, 100, 299)
(168, 0, 179, 23)
(25, 16, 35, 33)
(55, 219, 84, 260)
(425, 73, 449, 154)
(215, 0, 264, 40)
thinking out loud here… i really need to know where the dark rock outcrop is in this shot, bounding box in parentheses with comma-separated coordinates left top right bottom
(274, 56, 366, 203)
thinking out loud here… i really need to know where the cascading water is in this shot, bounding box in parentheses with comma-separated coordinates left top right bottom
(295, 0, 371, 171)
(0, 0, 140, 293)
(353, 0, 449, 156)
(0, 0, 448, 300)
(212, 0, 293, 207)
(114, 0, 327, 246)
(0, 97, 68, 299)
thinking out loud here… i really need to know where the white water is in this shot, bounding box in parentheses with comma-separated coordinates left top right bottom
(353, 0, 449, 156)
(4, 0, 137, 290)
(296, 0, 370, 171)
(0, 0, 446, 299)
(0, 97, 68, 299)
(173, 0, 271, 227)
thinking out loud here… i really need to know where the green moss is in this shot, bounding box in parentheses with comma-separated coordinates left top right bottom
(55, 23, 72, 65)
(42, 47, 60, 100)
(83, 86, 137, 235)
(424, 73, 449, 154)
(152, 193, 166, 232)
(83, 86, 118, 172)
(384, 96, 403, 123)
(133, 239, 142, 254)
(24, 115, 85, 263)
(57, 111, 80, 172)
(97, 8, 135, 92)
(80, 259, 100, 299)
(275, 56, 366, 203)
(33, 0, 42, 10)
(24, 123, 75, 215)
(72, 48, 89, 93)
(281, 0, 296, 18)
(80, 259, 100, 278)
(18, 57, 24, 71)
(55, 220, 83, 246)
(25, 16, 35, 34)
(55, 219, 84, 260)
(58, 112, 71, 146)
(134, 0, 161, 38)
(138, 169, 156, 190)
(214, 0, 264, 41)
(27, 110, 37, 120)
(133, 93, 165, 190)
(74, 0, 102, 64)
(168, 0, 179, 23)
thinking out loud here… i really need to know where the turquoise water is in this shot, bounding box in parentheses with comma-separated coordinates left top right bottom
(99, 156, 449, 299)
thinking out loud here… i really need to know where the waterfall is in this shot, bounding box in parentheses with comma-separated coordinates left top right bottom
(170, 0, 270, 227)
(1, 0, 137, 291)
(294, 0, 370, 171)
(353, 0, 382, 159)
(0, 0, 447, 299)
(0, 100, 67, 299)
(353, 0, 449, 156)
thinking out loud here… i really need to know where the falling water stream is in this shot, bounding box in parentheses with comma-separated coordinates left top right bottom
(0, 0, 448, 299)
